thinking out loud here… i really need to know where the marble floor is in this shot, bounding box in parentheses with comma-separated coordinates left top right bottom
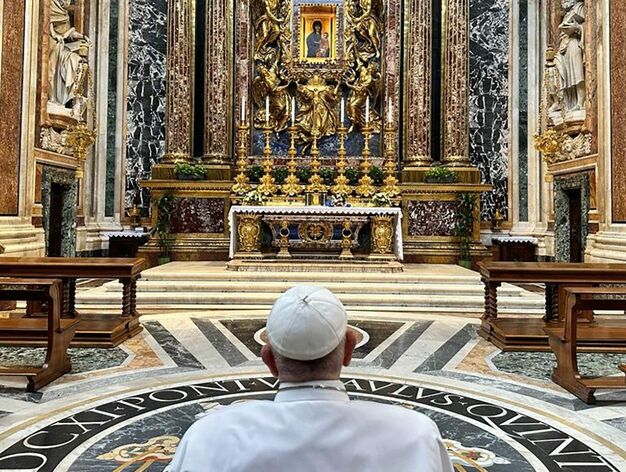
(1, 308, 626, 470)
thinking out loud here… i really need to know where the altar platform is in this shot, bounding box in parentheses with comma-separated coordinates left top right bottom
(76, 262, 544, 318)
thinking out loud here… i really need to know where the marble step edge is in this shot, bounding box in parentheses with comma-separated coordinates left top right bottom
(76, 292, 545, 308)
(96, 281, 533, 297)
(74, 303, 545, 315)
(138, 271, 482, 285)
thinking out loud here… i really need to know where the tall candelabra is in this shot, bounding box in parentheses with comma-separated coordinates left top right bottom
(232, 123, 251, 195)
(355, 126, 375, 198)
(306, 133, 327, 193)
(382, 122, 400, 197)
(331, 126, 351, 197)
(257, 126, 277, 196)
(281, 126, 303, 197)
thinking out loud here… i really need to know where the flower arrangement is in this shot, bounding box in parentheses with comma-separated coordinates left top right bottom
(424, 165, 457, 183)
(369, 165, 385, 185)
(247, 165, 264, 183)
(174, 162, 208, 180)
(371, 192, 392, 207)
(345, 167, 359, 185)
(272, 167, 289, 185)
(242, 189, 265, 206)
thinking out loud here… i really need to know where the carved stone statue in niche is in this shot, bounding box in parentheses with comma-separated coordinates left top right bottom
(346, 62, 381, 132)
(296, 74, 338, 140)
(47, 0, 91, 119)
(556, 0, 585, 122)
(544, 47, 564, 127)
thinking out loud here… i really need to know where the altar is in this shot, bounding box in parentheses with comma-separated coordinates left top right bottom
(229, 205, 403, 261)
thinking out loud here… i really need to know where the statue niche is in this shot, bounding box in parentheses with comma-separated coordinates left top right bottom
(555, 0, 585, 124)
(47, 0, 92, 121)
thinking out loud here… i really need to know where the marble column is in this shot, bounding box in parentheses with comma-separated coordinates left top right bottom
(163, 0, 192, 163)
(583, 0, 598, 153)
(442, 0, 471, 166)
(610, 0, 626, 224)
(204, 0, 232, 164)
(404, 0, 432, 165)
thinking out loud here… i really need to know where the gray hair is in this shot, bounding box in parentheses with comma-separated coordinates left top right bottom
(273, 339, 345, 381)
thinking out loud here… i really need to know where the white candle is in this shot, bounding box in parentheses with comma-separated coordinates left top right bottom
(340, 98, 345, 125)
(365, 97, 370, 125)
(388, 98, 392, 124)
(241, 96, 246, 123)
(265, 96, 270, 125)
(291, 96, 296, 126)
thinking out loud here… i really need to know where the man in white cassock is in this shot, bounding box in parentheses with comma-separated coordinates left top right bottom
(166, 286, 454, 472)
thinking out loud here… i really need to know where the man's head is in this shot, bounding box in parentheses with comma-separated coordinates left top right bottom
(313, 21, 322, 34)
(261, 286, 357, 382)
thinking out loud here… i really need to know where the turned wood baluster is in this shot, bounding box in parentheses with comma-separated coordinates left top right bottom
(482, 278, 500, 321)
(62, 278, 77, 318)
(121, 278, 133, 318)
(544, 283, 559, 322)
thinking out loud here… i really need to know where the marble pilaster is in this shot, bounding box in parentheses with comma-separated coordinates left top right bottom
(126, 0, 167, 213)
(442, 0, 470, 166)
(610, 0, 626, 223)
(204, 0, 232, 164)
(404, 0, 432, 165)
(163, 0, 192, 162)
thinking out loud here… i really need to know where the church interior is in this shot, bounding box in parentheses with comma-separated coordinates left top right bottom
(1, 0, 626, 470)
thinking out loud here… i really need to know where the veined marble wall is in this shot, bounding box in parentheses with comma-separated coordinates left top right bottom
(469, 0, 510, 221)
(126, 0, 167, 215)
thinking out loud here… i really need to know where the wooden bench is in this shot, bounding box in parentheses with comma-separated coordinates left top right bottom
(478, 262, 626, 351)
(0, 257, 146, 347)
(544, 286, 626, 404)
(0, 278, 79, 391)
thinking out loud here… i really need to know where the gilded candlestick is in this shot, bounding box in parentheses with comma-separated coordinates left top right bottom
(281, 126, 303, 197)
(257, 126, 277, 197)
(331, 126, 351, 197)
(306, 134, 327, 193)
(232, 123, 251, 195)
(356, 126, 375, 198)
(382, 122, 400, 197)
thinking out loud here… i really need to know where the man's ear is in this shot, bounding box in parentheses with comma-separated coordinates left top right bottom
(261, 344, 279, 378)
(343, 328, 358, 367)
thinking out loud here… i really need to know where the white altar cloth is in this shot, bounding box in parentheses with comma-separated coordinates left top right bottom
(228, 206, 403, 260)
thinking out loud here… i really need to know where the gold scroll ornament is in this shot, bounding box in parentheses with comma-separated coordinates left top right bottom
(370, 215, 394, 257)
(237, 214, 262, 254)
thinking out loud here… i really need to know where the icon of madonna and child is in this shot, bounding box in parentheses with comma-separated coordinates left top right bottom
(306, 20, 331, 58)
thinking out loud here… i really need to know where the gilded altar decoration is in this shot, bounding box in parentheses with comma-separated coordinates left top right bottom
(277, 220, 292, 258)
(370, 215, 394, 257)
(258, 126, 278, 196)
(237, 214, 262, 254)
(232, 123, 252, 195)
(66, 121, 96, 179)
(97, 435, 179, 471)
(331, 126, 352, 196)
(251, 0, 384, 143)
(298, 221, 334, 244)
(282, 126, 304, 196)
(340, 220, 354, 259)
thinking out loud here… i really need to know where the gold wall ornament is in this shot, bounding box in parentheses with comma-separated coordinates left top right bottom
(533, 129, 564, 162)
(281, 126, 304, 196)
(370, 214, 394, 257)
(356, 126, 376, 197)
(237, 213, 262, 255)
(331, 126, 352, 196)
(253, 63, 291, 132)
(348, 0, 383, 59)
(232, 123, 252, 195)
(65, 121, 96, 180)
(257, 126, 278, 196)
(296, 74, 339, 143)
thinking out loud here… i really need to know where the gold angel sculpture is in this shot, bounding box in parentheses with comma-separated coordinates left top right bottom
(296, 74, 339, 142)
(349, 0, 382, 59)
(346, 63, 381, 132)
(254, 0, 283, 55)
(253, 63, 291, 131)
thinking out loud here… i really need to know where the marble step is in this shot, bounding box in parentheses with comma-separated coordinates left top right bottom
(96, 280, 530, 297)
(77, 288, 543, 311)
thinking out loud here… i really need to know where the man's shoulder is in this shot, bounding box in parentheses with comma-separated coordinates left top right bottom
(348, 400, 439, 434)
(186, 400, 272, 434)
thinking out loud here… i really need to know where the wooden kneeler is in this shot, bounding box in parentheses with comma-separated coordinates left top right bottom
(0, 279, 79, 391)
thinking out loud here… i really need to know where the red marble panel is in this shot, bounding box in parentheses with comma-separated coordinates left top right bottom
(169, 198, 225, 234)
(610, 1, 626, 222)
(0, 2, 26, 215)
